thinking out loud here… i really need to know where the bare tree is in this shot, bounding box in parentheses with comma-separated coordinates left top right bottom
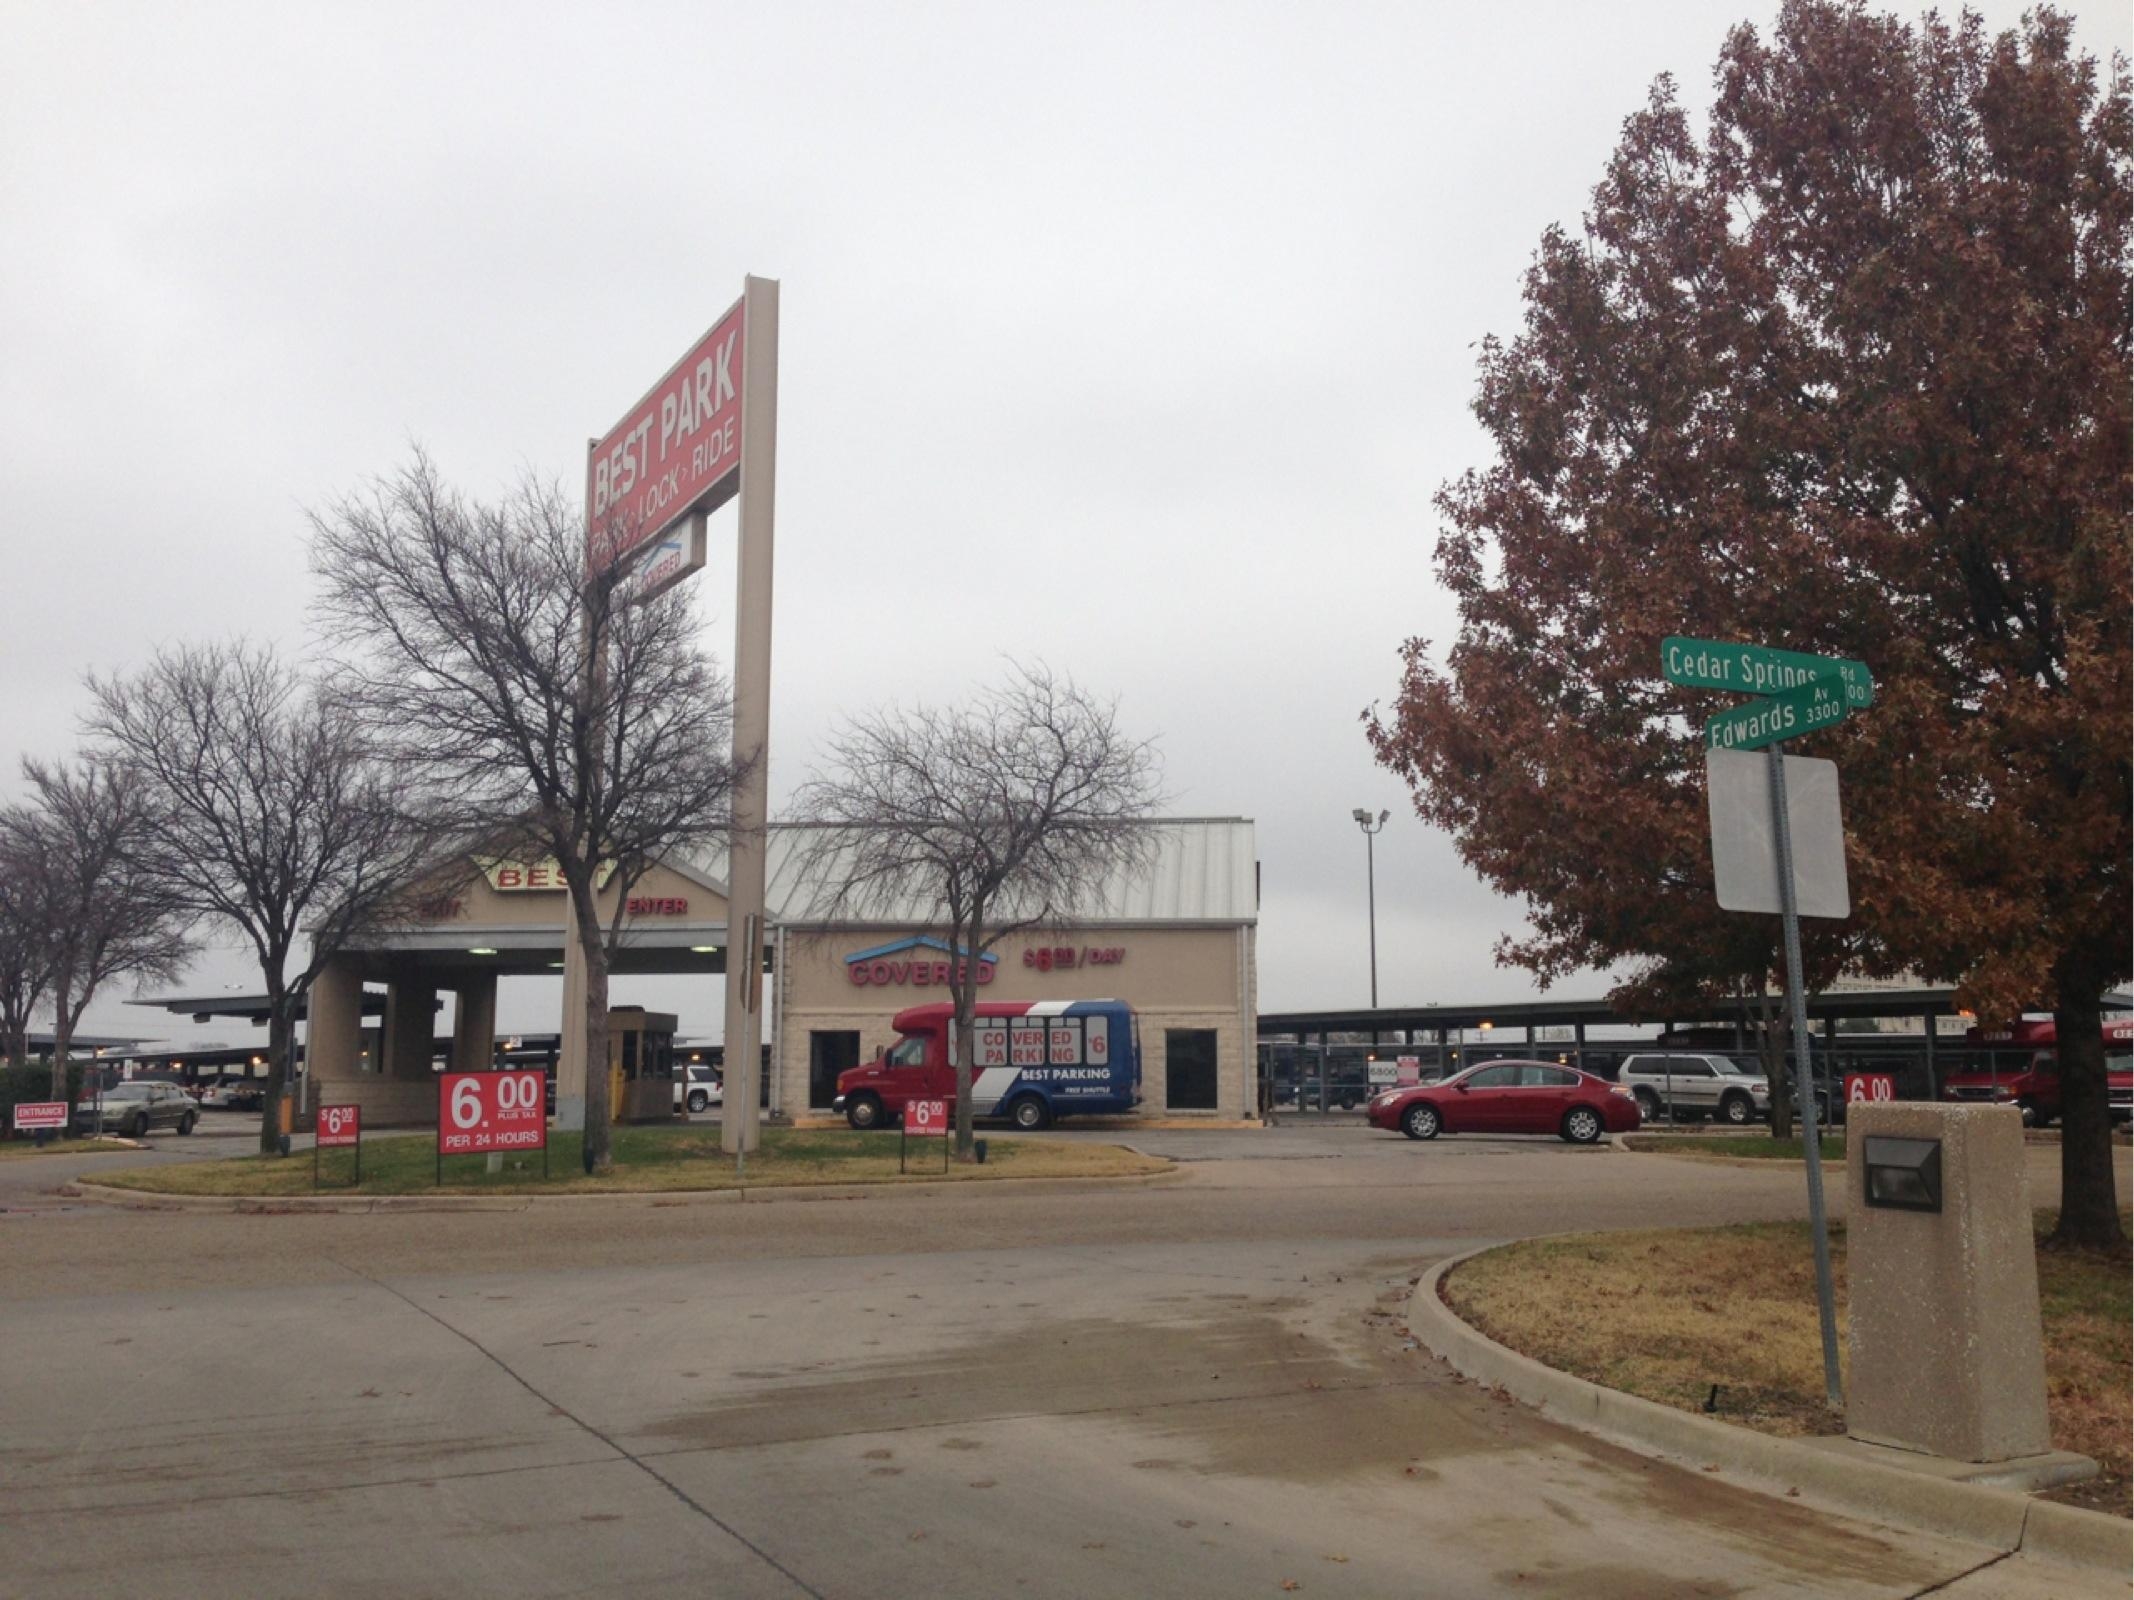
(0, 829, 57, 1069)
(2, 759, 193, 1098)
(793, 663, 1162, 1160)
(85, 643, 435, 1154)
(308, 453, 740, 1174)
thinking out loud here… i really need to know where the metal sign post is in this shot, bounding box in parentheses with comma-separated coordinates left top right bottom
(1668, 637, 1865, 1413)
(1766, 741, 1843, 1410)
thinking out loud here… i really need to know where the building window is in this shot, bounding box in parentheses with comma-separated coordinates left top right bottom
(809, 1031, 861, 1109)
(1165, 1029, 1219, 1111)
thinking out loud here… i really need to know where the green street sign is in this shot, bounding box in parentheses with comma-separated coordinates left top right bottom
(1705, 677, 1849, 751)
(1662, 637, 1874, 709)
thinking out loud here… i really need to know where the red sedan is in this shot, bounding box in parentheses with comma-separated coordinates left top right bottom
(1365, 1059, 1641, 1144)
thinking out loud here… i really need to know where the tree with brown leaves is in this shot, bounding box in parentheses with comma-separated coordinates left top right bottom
(1367, 4, 2129, 1246)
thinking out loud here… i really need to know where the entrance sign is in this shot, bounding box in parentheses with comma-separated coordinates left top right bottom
(587, 295, 746, 581)
(1845, 1073, 1896, 1106)
(1662, 637, 1875, 709)
(438, 1072, 548, 1154)
(12, 1101, 66, 1132)
(1708, 748, 1850, 918)
(1705, 677, 1848, 751)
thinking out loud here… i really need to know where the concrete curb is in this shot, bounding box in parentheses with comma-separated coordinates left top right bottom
(64, 1162, 1187, 1215)
(1409, 1244, 2130, 1576)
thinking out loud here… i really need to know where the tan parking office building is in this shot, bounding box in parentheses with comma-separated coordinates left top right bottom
(304, 817, 1259, 1124)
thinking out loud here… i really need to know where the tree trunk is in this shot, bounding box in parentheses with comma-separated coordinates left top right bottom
(49, 975, 74, 1101)
(2050, 983, 2125, 1251)
(1757, 989, 1794, 1140)
(259, 991, 294, 1156)
(950, 913, 978, 1161)
(572, 895, 614, 1175)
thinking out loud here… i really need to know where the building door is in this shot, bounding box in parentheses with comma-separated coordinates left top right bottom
(1165, 1029, 1219, 1111)
(809, 1031, 860, 1109)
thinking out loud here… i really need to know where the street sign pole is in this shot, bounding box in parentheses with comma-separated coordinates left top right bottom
(1768, 740, 1843, 1409)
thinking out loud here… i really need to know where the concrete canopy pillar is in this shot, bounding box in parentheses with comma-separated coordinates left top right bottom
(554, 925, 590, 1132)
(451, 973, 498, 1072)
(383, 979, 438, 1081)
(305, 956, 366, 1085)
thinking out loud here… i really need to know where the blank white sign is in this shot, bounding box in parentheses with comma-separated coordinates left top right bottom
(1708, 747, 1850, 919)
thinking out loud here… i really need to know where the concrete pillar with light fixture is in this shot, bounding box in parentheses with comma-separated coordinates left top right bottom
(383, 980, 437, 1082)
(452, 974, 498, 1072)
(305, 957, 366, 1084)
(1843, 1102, 2078, 1478)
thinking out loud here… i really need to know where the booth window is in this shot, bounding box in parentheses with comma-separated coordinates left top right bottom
(809, 1031, 859, 1109)
(1166, 1030, 1219, 1110)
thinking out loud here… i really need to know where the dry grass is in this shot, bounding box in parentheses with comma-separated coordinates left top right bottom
(1443, 1216, 2131, 1517)
(88, 1123, 1170, 1197)
(0, 1136, 138, 1162)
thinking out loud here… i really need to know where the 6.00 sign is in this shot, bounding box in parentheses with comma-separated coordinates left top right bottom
(438, 1071, 548, 1154)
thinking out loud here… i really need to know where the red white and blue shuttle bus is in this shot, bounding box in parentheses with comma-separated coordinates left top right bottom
(833, 999, 1143, 1131)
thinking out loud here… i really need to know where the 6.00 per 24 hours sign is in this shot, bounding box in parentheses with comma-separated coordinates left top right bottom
(438, 1071, 548, 1154)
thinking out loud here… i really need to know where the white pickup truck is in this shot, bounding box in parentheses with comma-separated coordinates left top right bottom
(1615, 1053, 1770, 1126)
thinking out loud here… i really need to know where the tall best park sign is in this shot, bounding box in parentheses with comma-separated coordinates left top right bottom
(587, 278, 779, 1156)
(1661, 636, 1873, 1410)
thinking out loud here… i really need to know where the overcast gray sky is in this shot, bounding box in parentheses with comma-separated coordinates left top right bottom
(6, 1, 2125, 1048)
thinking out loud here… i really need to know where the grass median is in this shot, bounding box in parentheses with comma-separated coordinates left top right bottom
(1624, 1132, 1845, 1162)
(87, 1123, 1171, 1198)
(1441, 1213, 2131, 1517)
(0, 1136, 138, 1162)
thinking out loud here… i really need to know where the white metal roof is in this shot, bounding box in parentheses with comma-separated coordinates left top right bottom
(684, 817, 1257, 928)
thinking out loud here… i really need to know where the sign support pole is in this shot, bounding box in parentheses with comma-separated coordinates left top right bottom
(722, 276, 779, 1162)
(1768, 741, 1843, 1409)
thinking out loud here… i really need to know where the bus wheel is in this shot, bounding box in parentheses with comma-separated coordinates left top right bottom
(846, 1094, 884, 1131)
(1009, 1096, 1051, 1131)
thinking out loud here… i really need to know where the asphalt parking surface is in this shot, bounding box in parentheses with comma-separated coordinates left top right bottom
(2, 1123, 2123, 1598)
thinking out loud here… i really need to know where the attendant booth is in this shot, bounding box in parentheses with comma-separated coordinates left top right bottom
(608, 1008, 678, 1123)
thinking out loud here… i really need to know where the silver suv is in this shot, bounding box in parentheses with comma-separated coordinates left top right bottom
(1616, 1054, 1769, 1126)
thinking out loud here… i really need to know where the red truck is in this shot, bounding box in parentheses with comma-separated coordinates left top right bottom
(833, 999, 1142, 1131)
(1941, 1017, 2134, 1127)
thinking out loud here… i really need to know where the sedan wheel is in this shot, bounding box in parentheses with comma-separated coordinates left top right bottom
(1401, 1103, 1440, 1141)
(1562, 1106, 1603, 1144)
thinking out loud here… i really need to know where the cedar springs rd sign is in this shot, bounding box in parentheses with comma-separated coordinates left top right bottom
(1661, 636, 1874, 752)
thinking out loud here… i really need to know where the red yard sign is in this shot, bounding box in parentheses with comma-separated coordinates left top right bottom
(316, 1104, 361, 1148)
(908, 1098, 949, 1136)
(1844, 1073, 1896, 1106)
(1396, 1056, 1421, 1087)
(587, 295, 746, 578)
(12, 1101, 66, 1132)
(438, 1071, 548, 1154)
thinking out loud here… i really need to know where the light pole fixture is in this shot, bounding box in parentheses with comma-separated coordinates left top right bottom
(1351, 807, 1390, 1009)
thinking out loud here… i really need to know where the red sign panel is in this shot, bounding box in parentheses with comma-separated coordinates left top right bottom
(908, 1098, 949, 1137)
(1396, 1056, 1422, 1087)
(317, 1104, 361, 1148)
(12, 1101, 66, 1131)
(587, 297, 745, 576)
(1844, 1073, 1896, 1106)
(438, 1072, 548, 1154)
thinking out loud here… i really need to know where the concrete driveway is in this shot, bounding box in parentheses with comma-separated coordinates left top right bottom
(1, 1126, 2121, 1598)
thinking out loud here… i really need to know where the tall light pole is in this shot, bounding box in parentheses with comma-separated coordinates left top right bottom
(1351, 808, 1389, 1009)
